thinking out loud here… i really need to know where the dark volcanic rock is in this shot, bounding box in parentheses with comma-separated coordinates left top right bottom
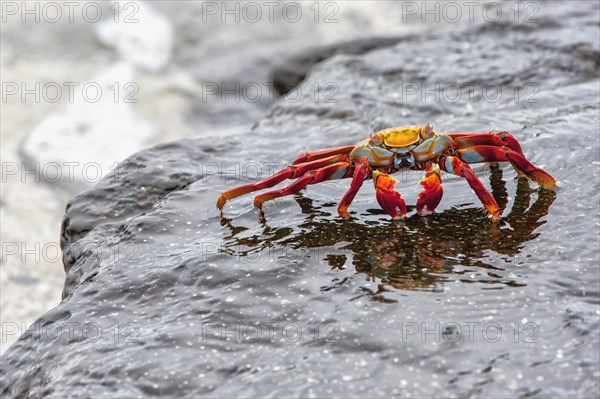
(271, 36, 410, 95)
(2, 3, 599, 398)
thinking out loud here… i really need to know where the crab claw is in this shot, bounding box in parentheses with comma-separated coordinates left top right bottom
(416, 166, 443, 214)
(373, 171, 406, 219)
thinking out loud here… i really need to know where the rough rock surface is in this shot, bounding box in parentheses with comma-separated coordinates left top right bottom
(0, 1, 417, 351)
(271, 36, 409, 95)
(2, 3, 599, 398)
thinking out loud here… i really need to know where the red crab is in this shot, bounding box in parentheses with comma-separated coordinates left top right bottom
(217, 124, 556, 222)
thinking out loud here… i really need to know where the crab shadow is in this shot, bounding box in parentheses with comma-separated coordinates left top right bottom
(219, 165, 556, 296)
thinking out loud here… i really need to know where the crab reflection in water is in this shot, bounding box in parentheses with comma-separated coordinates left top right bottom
(219, 165, 556, 296)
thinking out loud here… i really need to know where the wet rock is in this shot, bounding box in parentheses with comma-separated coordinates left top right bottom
(0, 0, 418, 355)
(271, 35, 411, 95)
(2, 3, 599, 398)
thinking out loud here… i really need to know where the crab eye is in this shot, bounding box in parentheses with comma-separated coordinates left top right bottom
(370, 133, 381, 144)
(425, 123, 433, 135)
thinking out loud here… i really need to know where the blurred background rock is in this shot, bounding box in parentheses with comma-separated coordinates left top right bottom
(0, 0, 523, 352)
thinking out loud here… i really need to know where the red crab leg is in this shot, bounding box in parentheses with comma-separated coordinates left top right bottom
(456, 146, 556, 188)
(337, 158, 370, 218)
(449, 131, 524, 155)
(253, 162, 352, 209)
(416, 165, 443, 214)
(293, 146, 356, 164)
(439, 156, 501, 222)
(217, 154, 348, 210)
(373, 171, 407, 219)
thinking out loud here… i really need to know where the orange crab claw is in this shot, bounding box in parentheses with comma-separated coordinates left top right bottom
(373, 171, 406, 219)
(416, 166, 443, 214)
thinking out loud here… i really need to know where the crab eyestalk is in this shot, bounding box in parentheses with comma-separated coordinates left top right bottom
(369, 132, 382, 144)
(421, 123, 434, 139)
(373, 171, 406, 219)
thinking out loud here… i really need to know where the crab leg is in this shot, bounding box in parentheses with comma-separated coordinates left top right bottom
(293, 145, 356, 164)
(456, 146, 556, 188)
(416, 165, 443, 214)
(373, 171, 407, 219)
(217, 154, 348, 209)
(253, 162, 352, 210)
(439, 156, 501, 222)
(448, 131, 524, 155)
(337, 158, 370, 218)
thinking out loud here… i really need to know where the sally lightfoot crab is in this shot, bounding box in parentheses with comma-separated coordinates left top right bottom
(217, 124, 556, 222)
